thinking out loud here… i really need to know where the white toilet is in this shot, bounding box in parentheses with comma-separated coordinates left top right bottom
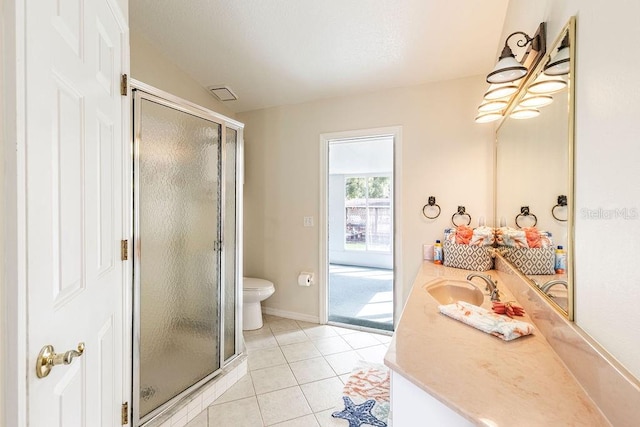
(243, 277, 275, 330)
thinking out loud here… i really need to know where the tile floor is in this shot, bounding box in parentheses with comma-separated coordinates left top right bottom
(185, 315, 392, 427)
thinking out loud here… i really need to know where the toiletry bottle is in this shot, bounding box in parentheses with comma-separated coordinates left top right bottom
(434, 240, 443, 265)
(555, 245, 566, 274)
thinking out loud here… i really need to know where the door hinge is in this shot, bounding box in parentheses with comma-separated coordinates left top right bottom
(121, 402, 129, 425)
(121, 240, 128, 261)
(120, 74, 128, 96)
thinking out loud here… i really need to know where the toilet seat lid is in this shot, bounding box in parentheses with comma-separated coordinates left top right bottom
(243, 277, 274, 290)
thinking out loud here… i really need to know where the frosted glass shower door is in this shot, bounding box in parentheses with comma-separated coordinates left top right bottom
(134, 94, 222, 421)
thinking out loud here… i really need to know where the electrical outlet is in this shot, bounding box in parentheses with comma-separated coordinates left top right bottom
(303, 216, 314, 227)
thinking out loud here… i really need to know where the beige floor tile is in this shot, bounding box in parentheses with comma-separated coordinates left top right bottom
(212, 373, 255, 405)
(373, 333, 392, 344)
(330, 326, 359, 336)
(300, 377, 345, 413)
(280, 341, 322, 363)
(270, 414, 320, 427)
(314, 408, 347, 427)
(295, 320, 319, 329)
(323, 350, 362, 375)
(269, 318, 302, 333)
(301, 325, 339, 339)
(207, 396, 263, 427)
(248, 346, 288, 371)
(245, 333, 279, 351)
(341, 331, 381, 349)
(311, 336, 351, 355)
(355, 344, 389, 365)
(289, 357, 336, 384)
(251, 364, 298, 395)
(263, 314, 280, 323)
(273, 329, 309, 346)
(244, 325, 274, 337)
(338, 373, 351, 384)
(256, 386, 312, 426)
(185, 410, 207, 427)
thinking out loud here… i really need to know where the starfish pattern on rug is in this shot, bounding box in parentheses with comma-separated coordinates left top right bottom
(331, 396, 387, 427)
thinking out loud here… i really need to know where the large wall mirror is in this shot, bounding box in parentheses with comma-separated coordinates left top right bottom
(495, 17, 576, 319)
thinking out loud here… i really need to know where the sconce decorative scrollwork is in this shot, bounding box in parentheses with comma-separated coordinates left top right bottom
(515, 206, 537, 228)
(451, 206, 472, 226)
(552, 195, 568, 222)
(422, 196, 441, 219)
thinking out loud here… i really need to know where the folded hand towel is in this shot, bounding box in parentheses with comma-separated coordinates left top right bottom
(539, 230, 553, 248)
(444, 228, 457, 244)
(470, 226, 495, 246)
(495, 227, 529, 248)
(438, 301, 534, 341)
(455, 225, 474, 245)
(523, 227, 543, 248)
(445, 226, 495, 246)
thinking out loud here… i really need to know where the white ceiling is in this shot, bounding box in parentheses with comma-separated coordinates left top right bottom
(130, 0, 510, 113)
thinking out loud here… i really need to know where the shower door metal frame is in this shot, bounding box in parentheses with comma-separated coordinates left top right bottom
(130, 81, 244, 426)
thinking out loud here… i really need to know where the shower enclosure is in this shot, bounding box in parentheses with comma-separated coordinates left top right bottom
(131, 84, 243, 425)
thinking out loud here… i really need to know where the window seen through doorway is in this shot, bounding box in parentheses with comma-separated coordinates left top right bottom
(344, 176, 391, 253)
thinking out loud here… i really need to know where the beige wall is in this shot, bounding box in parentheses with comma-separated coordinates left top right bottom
(130, 28, 236, 118)
(238, 76, 494, 321)
(503, 0, 640, 380)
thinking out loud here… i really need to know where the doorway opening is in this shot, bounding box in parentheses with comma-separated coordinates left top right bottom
(322, 131, 397, 332)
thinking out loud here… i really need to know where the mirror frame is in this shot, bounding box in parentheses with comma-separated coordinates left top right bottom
(494, 17, 576, 320)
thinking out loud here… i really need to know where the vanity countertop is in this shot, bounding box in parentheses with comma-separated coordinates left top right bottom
(384, 261, 609, 426)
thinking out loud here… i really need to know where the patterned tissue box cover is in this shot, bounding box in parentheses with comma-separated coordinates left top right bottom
(499, 246, 555, 275)
(443, 241, 494, 271)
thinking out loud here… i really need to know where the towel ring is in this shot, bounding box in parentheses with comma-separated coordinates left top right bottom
(422, 196, 441, 219)
(515, 206, 537, 228)
(551, 195, 568, 222)
(451, 206, 472, 226)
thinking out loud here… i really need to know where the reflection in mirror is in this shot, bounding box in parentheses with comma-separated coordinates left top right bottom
(495, 17, 575, 319)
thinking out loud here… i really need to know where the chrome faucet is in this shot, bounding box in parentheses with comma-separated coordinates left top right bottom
(466, 273, 500, 301)
(540, 279, 568, 294)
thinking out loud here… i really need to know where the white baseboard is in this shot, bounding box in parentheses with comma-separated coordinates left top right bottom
(263, 306, 320, 324)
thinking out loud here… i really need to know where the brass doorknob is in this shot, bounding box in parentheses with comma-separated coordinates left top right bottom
(36, 342, 85, 378)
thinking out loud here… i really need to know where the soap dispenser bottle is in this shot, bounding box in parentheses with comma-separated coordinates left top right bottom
(434, 240, 443, 265)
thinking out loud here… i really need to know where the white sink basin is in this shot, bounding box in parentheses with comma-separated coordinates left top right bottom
(424, 278, 485, 306)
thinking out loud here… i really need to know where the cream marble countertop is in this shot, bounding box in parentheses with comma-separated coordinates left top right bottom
(384, 261, 609, 426)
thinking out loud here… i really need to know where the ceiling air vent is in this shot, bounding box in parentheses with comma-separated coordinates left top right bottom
(207, 85, 238, 101)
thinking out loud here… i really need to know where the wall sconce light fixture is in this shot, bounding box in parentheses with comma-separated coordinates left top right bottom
(518, 94, 554, 108)
(510, 107, 540, 120)
(483, 81, 520, 100)
(487, 24, 547, 84)
(475, 23, 547, 123)
(544, 33, 570, 76)
(526, 73, 568, 94)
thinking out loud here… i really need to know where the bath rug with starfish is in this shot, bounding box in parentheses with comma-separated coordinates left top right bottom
(332, 361, 391, 427)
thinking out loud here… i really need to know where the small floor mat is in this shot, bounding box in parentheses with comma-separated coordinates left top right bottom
(332, 361, 391, 427)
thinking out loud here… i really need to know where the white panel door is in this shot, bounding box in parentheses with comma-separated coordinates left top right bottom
(25, 0, 126, 425)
